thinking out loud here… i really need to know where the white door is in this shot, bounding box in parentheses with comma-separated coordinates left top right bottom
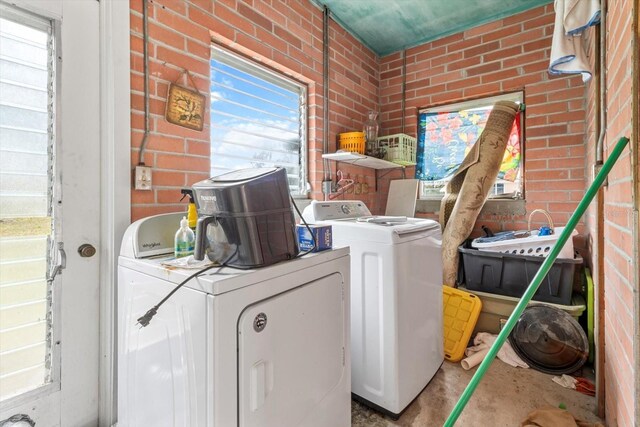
(0, 1, 101, 425)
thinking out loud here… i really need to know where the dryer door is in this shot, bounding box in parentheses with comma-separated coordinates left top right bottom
(238, 273, 347, 427)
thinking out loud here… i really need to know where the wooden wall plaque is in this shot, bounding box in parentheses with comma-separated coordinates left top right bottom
(165, 83, 205, 131)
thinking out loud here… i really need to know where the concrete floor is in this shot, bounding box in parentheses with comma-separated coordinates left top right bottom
(351, 360, 602, 426)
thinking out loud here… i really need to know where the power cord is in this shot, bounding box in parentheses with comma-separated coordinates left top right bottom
(137, 249, 237, 327)
(138, 197, 314, 327)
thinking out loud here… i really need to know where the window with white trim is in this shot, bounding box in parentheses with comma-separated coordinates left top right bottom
(416, 92, 524, 200)
(210, 46, 307, 196)
(0, 8, 55, 401)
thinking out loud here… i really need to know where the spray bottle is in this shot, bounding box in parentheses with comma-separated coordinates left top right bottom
(180, 188, 198, 232)
(175, 216, 195, 258)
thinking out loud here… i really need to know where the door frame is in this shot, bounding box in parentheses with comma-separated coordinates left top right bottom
(0, 1, 130, 425)
(98, 0, 130, 425)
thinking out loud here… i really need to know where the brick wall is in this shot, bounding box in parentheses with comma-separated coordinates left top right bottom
(129, 0, 379, 221)
(377, 4, 588, 232)
(598, 0, 636, 424)
(584, 1, 637, 425)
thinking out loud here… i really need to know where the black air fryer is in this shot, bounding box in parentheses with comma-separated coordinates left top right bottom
(191, 167, 299, 268)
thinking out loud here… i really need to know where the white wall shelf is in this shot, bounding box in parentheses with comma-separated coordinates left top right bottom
(322, 152, 404, 169)
(322, 152, 406, 191)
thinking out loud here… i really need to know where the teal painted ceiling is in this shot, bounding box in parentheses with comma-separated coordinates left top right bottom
(311, 0, 552, 57)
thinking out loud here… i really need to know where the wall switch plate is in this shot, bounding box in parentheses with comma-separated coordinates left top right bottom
(134, 165, 152, 190)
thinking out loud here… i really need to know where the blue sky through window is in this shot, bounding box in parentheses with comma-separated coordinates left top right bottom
(209, 51, 306, 194)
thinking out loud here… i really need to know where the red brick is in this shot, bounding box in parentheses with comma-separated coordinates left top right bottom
(156, 153, 209, 172)
(155, 46, 209, 76)
(156, 119, 208, 139)
(522, 38, 550, 53)
(190, 0, 213, 13)
(156, 188, 187, 203)
(447, 36, 481, 53)
(463, 82, 500, 98)
(131, 132, 186, 153)
(149, 22, 186, 50)
(186, 39, 210, 58)
(130, 93, 166, 116)
(527, 124, 567, 138)
(464, 19, 504, 38)
(463, 41, 500, 59)
(481, 24, 521, 43)
(483, 46, 521, 63)
(466, 61, 501, 76)
(526, 169, 570, 181)
(274, 25, 302, 50)
(481, 68, 519, 84)
(152, 0, 187, 16)
(152, 170, 187, 187)
(187, 140, 210, 156)
(447, 56, 482, 71)
(155, 7, 210, 42)
(503, 6, 546, 26)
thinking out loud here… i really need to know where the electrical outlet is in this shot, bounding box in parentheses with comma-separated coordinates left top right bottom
(134, 165, 152, 190)
(592, 163, 608, 188)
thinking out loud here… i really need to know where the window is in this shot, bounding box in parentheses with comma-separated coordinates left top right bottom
(0, 9, 54, 400)
(210, 46, 307, 196)
(416, 92, 523, 200)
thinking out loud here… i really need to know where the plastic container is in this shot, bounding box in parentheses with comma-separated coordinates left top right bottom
(443, 287, 482, 362)
(376, 133, 417, 165)
(472, 209, 576, 259)
(458, 245, 582, 305)
(461, 287, 586, 335)
(174, 216, 195, 258)
(472, 226, 577, 259)
(338, 131, 365, 154)
(363, 111, 379, 150)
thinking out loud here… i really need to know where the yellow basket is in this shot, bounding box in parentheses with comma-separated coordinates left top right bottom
(338, 131, 365, 154)
(376, 133, 417, 165)
(443, 286, 482, 362)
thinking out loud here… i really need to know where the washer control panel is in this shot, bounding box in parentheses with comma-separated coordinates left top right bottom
(302, 200, 372, 221)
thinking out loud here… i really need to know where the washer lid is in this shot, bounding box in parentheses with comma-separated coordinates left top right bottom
(508, 305, 588, 374)
(327, 216, 441, 244)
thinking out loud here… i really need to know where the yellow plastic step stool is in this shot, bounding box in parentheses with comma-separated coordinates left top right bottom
(443, 287, 482, 362)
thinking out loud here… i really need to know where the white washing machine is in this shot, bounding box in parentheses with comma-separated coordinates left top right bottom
(117, 212, 351, 427)
(302, 200, 443, 418)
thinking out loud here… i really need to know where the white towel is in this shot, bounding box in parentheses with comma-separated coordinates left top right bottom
(549, 0, 601, 82)
(464, 332, 529, 369)
(564, 0, 601, 35)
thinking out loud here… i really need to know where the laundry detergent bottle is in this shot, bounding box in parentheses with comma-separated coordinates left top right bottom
(174, 216, 195, 258)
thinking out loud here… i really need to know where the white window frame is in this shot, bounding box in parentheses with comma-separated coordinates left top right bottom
(417, 91, 524, 200)
(0, 4, 60, 407)
(210, 45, 308, 197)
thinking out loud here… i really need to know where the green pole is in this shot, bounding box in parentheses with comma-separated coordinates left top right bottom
(443, 136, 630, 427)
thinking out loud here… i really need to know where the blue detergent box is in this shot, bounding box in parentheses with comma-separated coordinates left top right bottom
(296, 224, 332, 252)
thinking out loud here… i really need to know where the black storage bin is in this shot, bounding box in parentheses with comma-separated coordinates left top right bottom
(458, 245, 582, 305)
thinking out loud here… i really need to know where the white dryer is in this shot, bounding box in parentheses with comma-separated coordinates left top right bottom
(117, 212, 351, 427)
(302, 200, 443, 418)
